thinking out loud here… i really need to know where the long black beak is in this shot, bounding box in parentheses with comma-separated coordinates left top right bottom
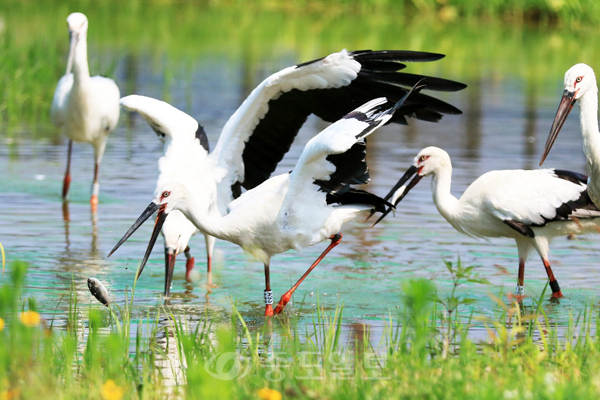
(108, 202, 169, 279)
(164, 249, 176, 297)
(539, 89, 577, 166)
(372, 165, 423, 226)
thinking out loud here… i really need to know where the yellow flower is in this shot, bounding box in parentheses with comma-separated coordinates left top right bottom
(1, 388, 20, 400)
(19, 311, 41, 327)
(257, 388, 282, 400)
(0, 318, 5, 331)
(101, 380, 124, 400)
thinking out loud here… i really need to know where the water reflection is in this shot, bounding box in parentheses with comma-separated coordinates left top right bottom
(522, 83, 538, 168)
(462, 77, 482, 159)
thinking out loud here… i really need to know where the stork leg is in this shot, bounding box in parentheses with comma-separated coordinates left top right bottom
(542, 258, 563, 299)
(164, 248, 176, 297)
(184, 246, 195, 282)
(274, 233, 343, 315)
(62, 140, 73, 200)
(264, 262, 274, 317)
(90, 161, 100, 213)
(516, 260, 525, 297)
(512, 259, 526, 309)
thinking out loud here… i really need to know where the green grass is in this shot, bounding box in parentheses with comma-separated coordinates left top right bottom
(3, 260, 600, 399)
(2, 0, 600, 138)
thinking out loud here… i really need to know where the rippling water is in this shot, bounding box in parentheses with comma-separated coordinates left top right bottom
(1, 51, 599, 338)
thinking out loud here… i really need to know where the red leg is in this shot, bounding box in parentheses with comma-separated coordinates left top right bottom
(515, 259, 525, 299)
(274, 233, 343, 315)
(542, 258, 563, 298)
(62, 140, 72, 200)
(264, 263, 273, 317)
(90, 161, 99, 213)
(184, 246, 195, 282)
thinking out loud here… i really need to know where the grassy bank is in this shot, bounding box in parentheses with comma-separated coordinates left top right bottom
(1, 1, 600, 133)
(3, 260, 600, 399)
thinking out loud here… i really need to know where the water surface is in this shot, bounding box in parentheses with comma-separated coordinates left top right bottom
(1, 7, 600, 337)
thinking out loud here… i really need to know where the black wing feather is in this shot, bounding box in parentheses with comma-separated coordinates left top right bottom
(506, 169, 598, 237)
(314, 141, 370, 193)
(503, 220, 535, 238)
(195, 124, 210, 152)
(238, 50, 466, 190)
(327, 189, 390, 213)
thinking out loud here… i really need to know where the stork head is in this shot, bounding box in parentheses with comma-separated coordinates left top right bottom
(107, 181, 192, 280)
(67, 12, 88, 37)
(153, 181, 190, 215)
(540, 63, 598, 166)
(370, 146, 452, 226)
(412, 146, 452, 178)
(564, 63, 597, 100)
(65, 13, 88, 75)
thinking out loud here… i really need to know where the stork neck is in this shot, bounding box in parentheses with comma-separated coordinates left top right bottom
(176, 197, 239, 244)
(579, 89, 600, 168)
(72, 35, 90, 83)
(431, 167, 460, 223)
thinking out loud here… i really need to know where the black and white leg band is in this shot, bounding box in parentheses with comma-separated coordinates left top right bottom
(550, 280, 561, 293)
(515, 286, 524, 296)
(264, 290, 273, 305)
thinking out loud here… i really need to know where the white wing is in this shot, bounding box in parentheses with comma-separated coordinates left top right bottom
(283, 98, 395, 211)
(468, 169, 589, 226)
(50, 74, 74, 128)
(207, 49, 466, 213)
(120, 95, 205, 150)
(90, 76, 120, 133)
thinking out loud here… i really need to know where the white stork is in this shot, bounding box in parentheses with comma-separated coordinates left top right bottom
(110, 89, 421, 316)
(51, 12, 120, 212)
(375, 146, 600, 300)
(540, 63, 600, 207)
(117, 49, 466, 296)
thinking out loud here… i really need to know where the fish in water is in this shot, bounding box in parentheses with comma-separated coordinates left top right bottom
(87, 277, 110, 306)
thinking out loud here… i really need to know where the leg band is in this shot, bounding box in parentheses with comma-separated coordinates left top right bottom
(264, 290, 273, 305)
(515, 286, 524, 296)
(550, 280, 561, 293)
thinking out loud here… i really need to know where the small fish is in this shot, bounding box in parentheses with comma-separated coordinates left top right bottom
(87, 277, 110, 306)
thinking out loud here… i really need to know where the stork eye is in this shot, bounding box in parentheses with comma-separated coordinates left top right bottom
(162, 191, 170, 198)
(576, 76, 582, 83)
(420, 155, 427, 161)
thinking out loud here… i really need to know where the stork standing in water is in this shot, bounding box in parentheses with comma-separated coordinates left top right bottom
(116, 49, 466, 296)
(110, 90, 420, 316)
(375, 146, 600, 300)
(119, 95, 215, 295)
(540, 63, 600, 207)
(51, 12, 120, 212)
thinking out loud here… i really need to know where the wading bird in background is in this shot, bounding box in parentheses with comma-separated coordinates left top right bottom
(117, 49, 466, 296)
(110, 90, 420, 316)
(375, 146, 600, 300)
(540, 63, 600, 206)
(51, 12, 120, 213)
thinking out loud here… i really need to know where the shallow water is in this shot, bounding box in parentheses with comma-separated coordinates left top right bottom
(2, 10, 600, 340)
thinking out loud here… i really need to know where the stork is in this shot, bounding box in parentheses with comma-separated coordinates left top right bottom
(51, 12, 120, 212)
(110, 90, 420, 316)
(376, 146, 600, 300)
(117, 49, 466, 295)
(540, 63, 600, 208)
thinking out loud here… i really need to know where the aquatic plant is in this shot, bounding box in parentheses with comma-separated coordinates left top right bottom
(2, 259, 600, 398)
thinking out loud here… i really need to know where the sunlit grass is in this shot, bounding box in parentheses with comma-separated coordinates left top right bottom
(3, 260, 600, 399)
